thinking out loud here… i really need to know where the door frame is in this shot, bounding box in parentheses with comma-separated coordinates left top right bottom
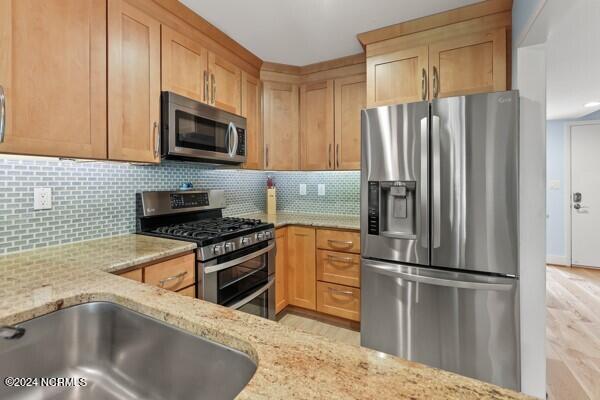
(565, 119, 600, 267)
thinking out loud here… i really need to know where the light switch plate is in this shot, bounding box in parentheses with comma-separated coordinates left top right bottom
(299, 184, 307, 196)
(34, 187, 52, 210)
(548, 180, 561, 190)
(318, 184, 326, 196)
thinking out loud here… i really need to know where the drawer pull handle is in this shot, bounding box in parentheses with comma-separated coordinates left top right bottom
(158, 271, 188, 288)
(328, 239, 353, 247)
(327, 255, 355, 264)
(328, 287, 354, 296)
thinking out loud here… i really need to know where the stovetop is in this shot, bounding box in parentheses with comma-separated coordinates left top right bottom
(144, 217, 273, 246)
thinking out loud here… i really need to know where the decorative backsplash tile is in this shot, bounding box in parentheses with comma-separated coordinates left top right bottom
(0, 156, 360, 255)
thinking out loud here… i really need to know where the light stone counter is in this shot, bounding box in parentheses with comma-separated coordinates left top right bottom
(237, 212, 360, 230)
(0, 234, 531, 399)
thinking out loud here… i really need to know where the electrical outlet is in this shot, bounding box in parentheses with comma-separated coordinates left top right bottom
(318, 184, 326, 196)
(299, 184, 307, 196)
(33, 187, 52, 210)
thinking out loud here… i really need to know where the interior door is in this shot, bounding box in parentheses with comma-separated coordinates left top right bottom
(431, 91, 518, 276)
(571, 122, 600, 268)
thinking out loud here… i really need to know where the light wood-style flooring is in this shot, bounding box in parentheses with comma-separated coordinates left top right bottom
(547, 265, 600, 400)
(278, 310, 360, 346)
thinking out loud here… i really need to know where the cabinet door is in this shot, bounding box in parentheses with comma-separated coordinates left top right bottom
(275, 228, 288, 314)
(366, 46, 428, 107)
(334, 74, 365, 170)
(429, 28, 506, 99)
(108, 0, 161, 163)
(161, 25, 208, 104)
(287, 226, 316, 310)
(0, 0, 107, 159)
(208, 52, 242, 115)
(300, 80, 334, 170)
(241, 72, 263, 169)
(263, 81, 299, 170)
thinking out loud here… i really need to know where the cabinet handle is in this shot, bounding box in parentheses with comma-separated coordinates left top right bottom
(0, 86, 5, 143)
(211, 73, 216, 105)
(433, 66, 439, 98)
(421, 68, 427, 101)
(336, 144, 340, 168)
(327, 255, 355, 266)
(158, 271, 188, 288)
(153, 121, 160, 158)
(328, 239, 354, 248)
(328, 144, 332, 168)
(328, 287, 354, 296)
(265, 144, 269, 168)
(204, 71, 209, 103)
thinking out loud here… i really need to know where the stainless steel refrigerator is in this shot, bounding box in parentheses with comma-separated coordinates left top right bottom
(360, 90, 520, 391)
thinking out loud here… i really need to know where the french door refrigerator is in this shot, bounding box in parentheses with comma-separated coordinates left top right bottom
(360, 90, 520, 391)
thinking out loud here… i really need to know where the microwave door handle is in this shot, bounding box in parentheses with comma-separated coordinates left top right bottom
(229, 276, 274, 310)
(226, 122, 233, 156)
(203, 241, 275, 274)
(230, 122, 239, 157)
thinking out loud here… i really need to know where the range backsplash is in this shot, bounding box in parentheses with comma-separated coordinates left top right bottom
(0, 157, 360, 255)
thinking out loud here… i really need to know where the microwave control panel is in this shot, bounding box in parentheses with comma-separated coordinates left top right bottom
(236, 128, 246, 156)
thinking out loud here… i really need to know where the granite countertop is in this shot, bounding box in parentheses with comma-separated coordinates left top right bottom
(237, 211, 360, 230)
(0, 234, 531, 400)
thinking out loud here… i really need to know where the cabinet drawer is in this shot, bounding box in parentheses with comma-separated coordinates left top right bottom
(316, 282, 360, 322)
(177, 285, 196, 298)
(317, 250, 360, 288)
(118, 268, 143, 282)
(145, 253, 195, 292)
(316, 229, 360, 254)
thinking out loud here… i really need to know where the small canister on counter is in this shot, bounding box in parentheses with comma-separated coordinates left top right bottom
(267, 175, 276, 215)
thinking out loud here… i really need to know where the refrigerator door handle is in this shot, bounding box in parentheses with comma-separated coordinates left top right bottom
(420, 117, 429, 246)
(431, 115, 441, 249)
(363, 260, 514, 291)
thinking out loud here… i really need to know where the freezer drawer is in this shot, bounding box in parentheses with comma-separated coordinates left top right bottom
(361, 258, 520, 391)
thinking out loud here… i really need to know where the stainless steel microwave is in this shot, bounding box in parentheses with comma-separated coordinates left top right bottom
(161, 91, 246, 164)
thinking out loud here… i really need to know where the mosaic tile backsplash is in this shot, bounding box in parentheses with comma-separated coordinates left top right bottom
(0, 157, 360, 255)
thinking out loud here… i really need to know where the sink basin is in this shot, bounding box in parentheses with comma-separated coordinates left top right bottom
(0, 302, 257, 400)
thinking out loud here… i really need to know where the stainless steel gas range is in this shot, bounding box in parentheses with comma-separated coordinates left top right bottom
(136, 190, 276, 320)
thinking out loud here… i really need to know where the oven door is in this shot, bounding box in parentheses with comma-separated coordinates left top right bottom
(162, 91, 246, 164)
(229, 277, 275, 320)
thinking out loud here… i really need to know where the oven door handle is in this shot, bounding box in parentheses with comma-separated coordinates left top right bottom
(204, 241, 275, 274)
(229, 276, 274, 311)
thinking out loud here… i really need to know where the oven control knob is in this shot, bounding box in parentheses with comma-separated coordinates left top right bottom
(241, 237, 250, 246)
(265, 231, 273, 239)
(256, 232, 265, 241)
(213, 244, 224, 255)
(224, 242, 234, 252)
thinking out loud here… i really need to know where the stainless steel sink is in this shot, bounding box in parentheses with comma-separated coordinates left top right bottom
(0, 302, 257, 400)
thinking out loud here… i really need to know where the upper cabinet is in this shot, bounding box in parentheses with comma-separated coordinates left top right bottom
(0, 0, 107, 159)
(107, 0, 161, 163)
(208, 53, 242, 115)
(262, 81, 300, 170)
(366, 46, 428, 107)
(300, 80, 334, 170)
(161, 25, 209, 104)
(241, 72, 263, 169)
(429, 28, 506, 99)
(334, 74, 366, 170)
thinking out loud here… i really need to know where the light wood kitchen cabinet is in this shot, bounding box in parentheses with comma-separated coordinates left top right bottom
(241, 72, 263, 169)
(108, 0, 161, 163)
(208, 52, 242, 115)
(161, 25, 209, 104)
(144, 253, 195, 292)
(317, 250, 360, 288)
(118, 268, 143, 282)
(287, 226, 316, 310)
(0, 0, 107, 159)
(275, 227, 288, 313)
(176, 285, 196, 297)
(429, 28, 506, 99)
(300, 80, 334, 170)
(316, 281, 360, 322)
(366, 46, 428, 107)
(334, 75, 365, 170)
(263, 81, 300, 170)
(316, 229, 361, 254)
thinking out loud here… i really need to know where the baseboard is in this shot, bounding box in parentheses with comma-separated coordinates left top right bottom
(277, 305, 361, 332)
(546, 255, 570, 266)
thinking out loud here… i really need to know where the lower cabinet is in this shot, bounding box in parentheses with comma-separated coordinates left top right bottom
(316, 282, 360, 322)
(275, 227, 288, 313)
(287, 226, 317, 310)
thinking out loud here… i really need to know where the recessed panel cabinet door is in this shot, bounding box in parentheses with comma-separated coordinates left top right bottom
(275, 228, 288, 313)
(241, 72, 263, 169)
(208, 52, 242, 115)
(0, 0, 107, 159)
(300, 80, 334, 170)
(161, 25, 209, 104)
(429, 28, 506, 99)
(263, 81, 299, 170)
(366, 46, 428, 107)
(334, 74, 365, 170)
(108, 0, 161, 163)
(287, 226, 316, 310)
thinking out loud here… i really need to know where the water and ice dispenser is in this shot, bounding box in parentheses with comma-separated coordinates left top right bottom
(368, 181, 417, 240)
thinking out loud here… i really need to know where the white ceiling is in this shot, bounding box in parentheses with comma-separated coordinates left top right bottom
(546, 0, 600, 120)
(180, 0, 481, 66)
